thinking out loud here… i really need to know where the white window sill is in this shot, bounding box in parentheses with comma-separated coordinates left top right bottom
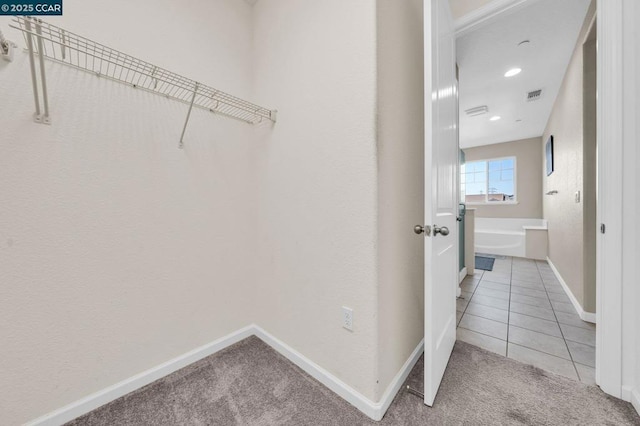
(523, 225, 548, 230)
(465, 201, 519, 206)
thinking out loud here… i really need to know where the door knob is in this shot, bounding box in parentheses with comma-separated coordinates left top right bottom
(433, 225, 449, 236)
(414, 225, 431, 236)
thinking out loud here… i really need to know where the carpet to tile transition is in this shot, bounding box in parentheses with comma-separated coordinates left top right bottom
(67, 337, 639, 425)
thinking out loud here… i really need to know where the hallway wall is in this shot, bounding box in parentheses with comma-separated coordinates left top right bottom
(541, 1, 596, 313)
(582, 23, 597, 313)
(0, 1, 258, 424)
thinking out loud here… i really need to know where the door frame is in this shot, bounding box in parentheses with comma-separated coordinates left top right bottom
(452, 0, 632, 402)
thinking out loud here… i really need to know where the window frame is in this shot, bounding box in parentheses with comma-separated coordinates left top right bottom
(462, 155, 518, 205)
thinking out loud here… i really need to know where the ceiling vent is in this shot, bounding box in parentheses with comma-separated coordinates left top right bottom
(465, 105, 489, 116)
(526, 89, 543, 102)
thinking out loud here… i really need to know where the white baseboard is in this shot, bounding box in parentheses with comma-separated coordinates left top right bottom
(546, 257, 596, 324)
(580, 310, 597, 323)
(28, 325, 423, 424)
(252, 325, 381, 419)
(631, 387, 640, 417)
(376, 338, 424, 418)
(26, 325, 255, 426)
(254, 325, 423, 421)
(459, 267, 468, 284)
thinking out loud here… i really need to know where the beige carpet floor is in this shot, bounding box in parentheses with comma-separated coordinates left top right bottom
(67, 336, 640, 425)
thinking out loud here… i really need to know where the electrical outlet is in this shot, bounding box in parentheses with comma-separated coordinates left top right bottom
(342, 306, 353, 331)
(575, 191, 581, 203)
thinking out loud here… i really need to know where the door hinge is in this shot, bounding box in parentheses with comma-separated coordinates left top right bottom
(600, 223, 606, 234)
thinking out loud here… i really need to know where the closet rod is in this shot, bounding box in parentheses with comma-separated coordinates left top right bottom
(9, 17, 277, 130)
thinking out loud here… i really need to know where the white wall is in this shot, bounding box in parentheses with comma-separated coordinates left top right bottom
(0, 1, 258, 424)
(541, 1, 596, 312)
(376, 0, 425, 400)
(2, 1, 429, 422)
(251, 0, 380, 401)
(582, 25, 597, 313)
(251, 0, 426, 403)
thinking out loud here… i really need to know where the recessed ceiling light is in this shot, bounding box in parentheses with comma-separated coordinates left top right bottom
(504, 68, 522, 77)
(490, 116, 501, 121)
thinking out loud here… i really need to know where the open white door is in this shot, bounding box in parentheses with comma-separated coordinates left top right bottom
(418, 0, 458, 406)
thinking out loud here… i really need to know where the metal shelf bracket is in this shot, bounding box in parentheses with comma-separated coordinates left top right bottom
(179, 82, 199, 149)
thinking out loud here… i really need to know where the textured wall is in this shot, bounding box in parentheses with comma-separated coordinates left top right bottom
(463, 137, 543, 219)
(2, 0, 433, 421)
(251, 0, 380, 401)
(542, 2, 595, 312)
(375, 0, 425, 401)
(0, 1, 258, 424)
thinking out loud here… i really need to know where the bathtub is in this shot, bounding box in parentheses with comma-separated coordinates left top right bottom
(474, 218, 547, 258)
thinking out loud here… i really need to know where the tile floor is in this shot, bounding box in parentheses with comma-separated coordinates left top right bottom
(456, 256, 597, 385)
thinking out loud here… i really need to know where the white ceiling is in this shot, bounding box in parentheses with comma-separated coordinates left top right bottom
(457, 0, 591, 148)
(450, 0, 494, 20)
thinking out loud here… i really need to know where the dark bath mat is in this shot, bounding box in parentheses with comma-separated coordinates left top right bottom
(475, 256, 495, 271)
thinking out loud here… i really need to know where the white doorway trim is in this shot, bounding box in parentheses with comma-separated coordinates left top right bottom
(453, 0, 631, 403)
(458, 266, 467, 284)
(595, 0, 624, 399)
(618, 1, 639, 411)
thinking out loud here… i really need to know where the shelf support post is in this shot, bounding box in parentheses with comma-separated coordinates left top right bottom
(24, 18, 42, 123)
(34, 19, 51, 124)
(179, 82, 199, 149)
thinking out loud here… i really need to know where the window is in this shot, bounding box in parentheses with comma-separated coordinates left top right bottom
(461, 157, 516, 204)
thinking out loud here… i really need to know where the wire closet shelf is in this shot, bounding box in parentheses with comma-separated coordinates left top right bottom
(9, 16, 277, 127)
